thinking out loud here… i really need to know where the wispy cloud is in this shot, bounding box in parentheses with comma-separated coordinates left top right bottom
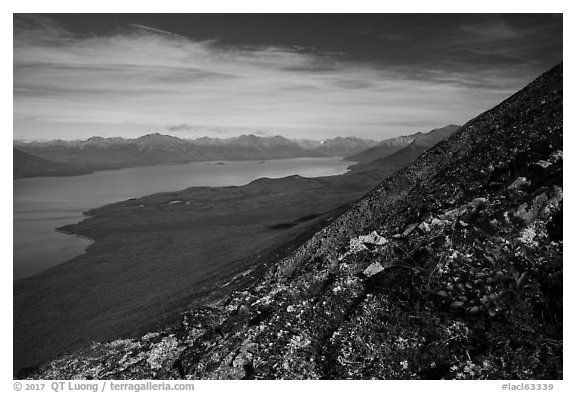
(13, 14, 558, 141)
(166, 124, 196, 133)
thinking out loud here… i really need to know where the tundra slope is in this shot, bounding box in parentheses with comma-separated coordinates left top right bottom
(13, 125, 454, 375)
(33, 64, 562, 380)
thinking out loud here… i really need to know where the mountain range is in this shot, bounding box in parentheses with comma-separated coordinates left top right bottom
(13, 131, 434, 179)
(13, 134, 380, 178)
(22, 64, 562, 379)
(348, 124, 461, 176)
(346, 125, 461, 163)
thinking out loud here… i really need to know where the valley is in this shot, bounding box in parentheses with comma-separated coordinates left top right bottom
(13, 123, 454, 374)
(24, 64, 563, 381)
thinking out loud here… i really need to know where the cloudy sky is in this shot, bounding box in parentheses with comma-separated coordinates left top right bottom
(13, 14, 562, 141)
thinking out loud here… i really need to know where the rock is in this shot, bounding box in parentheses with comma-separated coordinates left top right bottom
(440, 208, 461, 220)
(246, 343, 259, 353)
(232, 351, 253, 368)
(348, 238, 368, 253)
(430, 217, 444, 227)
(146, 336, 183, 371)
(402, 223, 419, 237)
(418, 221, 431, 233)
(468, 306, 480, 314)
(358, 231, 388, 245)
(450, 301, 465, 309)
(514, 187, 562, 225)
(237, 305, 250, 316)
(468, 197, 488, 210)
(508, 177, 531, 191)
(535, 160, 552, 168)
(340, 231, 389, 261)
(363, 262, 385, 277)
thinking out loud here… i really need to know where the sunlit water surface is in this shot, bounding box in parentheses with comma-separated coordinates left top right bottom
(14, 157, 350, 279)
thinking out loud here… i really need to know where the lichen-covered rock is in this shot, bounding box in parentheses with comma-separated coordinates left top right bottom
(363, 262, 385, 277)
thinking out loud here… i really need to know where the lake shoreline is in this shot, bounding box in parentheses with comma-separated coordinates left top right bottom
(14, 155, 355, 180)
(14, 157, 352, 280)
(14, 158, 375, 375)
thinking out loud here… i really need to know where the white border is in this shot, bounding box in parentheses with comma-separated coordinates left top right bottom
(3, 2, 572, 391)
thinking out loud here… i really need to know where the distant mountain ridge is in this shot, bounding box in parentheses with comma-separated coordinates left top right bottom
(12, 133, 386, 179)
(14, 133, 378, 152)
(13, 148, 93, 179)
(350, 124, 461, 175)
(345, 133, 421, 162)
(314, 136, 378, 156)
(346, 125, 461, 163)
(13, 130, 449, 179)
(13, 134, 327, 177)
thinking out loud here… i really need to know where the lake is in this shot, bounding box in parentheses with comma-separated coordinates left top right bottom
(13, 157, 350, 280)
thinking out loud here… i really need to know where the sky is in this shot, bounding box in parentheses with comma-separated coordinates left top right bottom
(13, 13, 563, 141)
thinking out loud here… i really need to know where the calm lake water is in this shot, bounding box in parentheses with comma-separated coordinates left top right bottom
(13, 157, 350, 280)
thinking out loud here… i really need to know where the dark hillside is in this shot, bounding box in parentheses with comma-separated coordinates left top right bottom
(13, 148, 93, 178)
(349, 125, 460, 177)
(346, 125, 460, 165)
